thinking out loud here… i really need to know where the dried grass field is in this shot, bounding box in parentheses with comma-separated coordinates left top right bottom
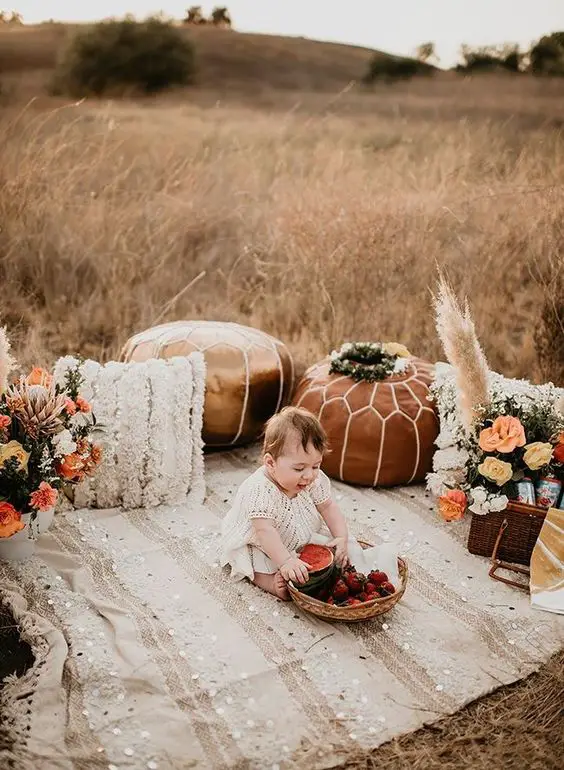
(0, 26, 563, 383)
(0, 23, 563, 770)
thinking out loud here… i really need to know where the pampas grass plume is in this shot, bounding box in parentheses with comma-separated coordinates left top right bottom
(434, 277, 490, 432)
(0, 325, 16, 395)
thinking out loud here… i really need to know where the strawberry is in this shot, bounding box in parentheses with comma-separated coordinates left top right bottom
(364, 582, 377, 596)
(344, 571, 366, 595)
(368, 570, 388, 586)
(316, 585, 331, 601)
(380, 581, 396, 595)
(357, 592, 368, 603)
(326, 597, 335, 605)
(345, 597, 362, 606)
(332, 579, 349, 602)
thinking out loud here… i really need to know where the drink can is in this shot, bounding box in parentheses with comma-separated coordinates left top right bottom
(514, 478, 536, 506)
(535, 477, 562, 509)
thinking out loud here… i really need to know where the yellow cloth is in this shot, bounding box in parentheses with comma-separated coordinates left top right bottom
(530, 507, 564, 615)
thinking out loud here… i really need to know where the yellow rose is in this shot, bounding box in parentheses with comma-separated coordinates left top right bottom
(0, 440, 30, 473)
(478, 456, 513, 486)
(382, 342, 411, 358)
(523, 442, 553, 471)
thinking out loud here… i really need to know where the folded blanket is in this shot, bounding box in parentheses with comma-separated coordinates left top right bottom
(53, 354, 206, 510)
(530, 507, 564, 615)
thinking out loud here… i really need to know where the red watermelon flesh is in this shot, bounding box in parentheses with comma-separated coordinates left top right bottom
(298, 544, 334, 574)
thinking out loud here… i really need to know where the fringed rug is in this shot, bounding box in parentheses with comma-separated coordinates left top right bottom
(1, 448, 562, 769)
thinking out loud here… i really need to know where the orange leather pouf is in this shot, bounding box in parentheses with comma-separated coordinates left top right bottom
(121, 321, 294, 447)
(292, 358, 439, 487)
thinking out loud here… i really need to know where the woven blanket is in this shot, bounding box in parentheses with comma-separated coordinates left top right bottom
(1, 448, 563, 770)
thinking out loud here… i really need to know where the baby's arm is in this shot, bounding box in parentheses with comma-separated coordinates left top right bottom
(317, 499, 349, 566)
(252, 518, 311, 584)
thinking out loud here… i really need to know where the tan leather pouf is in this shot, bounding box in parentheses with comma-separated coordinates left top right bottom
(293, 357, 439, 487)
(121, 321, 294, 447)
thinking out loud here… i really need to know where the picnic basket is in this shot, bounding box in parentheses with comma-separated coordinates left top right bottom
(467, 500, 547, 588)
(288, 541, 408, 623)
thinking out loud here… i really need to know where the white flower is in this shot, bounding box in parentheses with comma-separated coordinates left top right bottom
(468, 486, 490, 515)
(433, 447, 469, 472)
(52, 429, 77, 458)
(468, 487, 508, 516)
(488, 495, 508, 513)
(392, 357, 409, 374)
(426, 471, 451, 497)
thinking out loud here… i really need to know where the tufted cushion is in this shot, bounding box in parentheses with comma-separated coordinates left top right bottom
(292, 357, 439, 487)
(121, 321, 294, 448)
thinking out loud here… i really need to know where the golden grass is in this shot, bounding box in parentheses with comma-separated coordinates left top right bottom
(345, 651, 564, 770)
(0, 76, 563, 382)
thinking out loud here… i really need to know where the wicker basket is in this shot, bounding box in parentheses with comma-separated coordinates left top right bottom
(288, 553, 408, 624)
(467, 500, 547, 566)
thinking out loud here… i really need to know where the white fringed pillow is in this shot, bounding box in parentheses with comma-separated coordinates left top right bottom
(426, 362, 564, 496)
(53, 354, 206, 510)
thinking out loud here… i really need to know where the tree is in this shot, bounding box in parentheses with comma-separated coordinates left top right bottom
(184, 6, 206, 25)
(210, 6, 232, 28)
(53, 17, 197, 96)
(530, 32, 564, 75)
(415, 42, 438, 65)
(456, 43, 522, 73)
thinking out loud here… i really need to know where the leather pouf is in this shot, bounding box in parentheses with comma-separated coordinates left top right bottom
(121, 321, 294, 447)
(292, 358, 438, 487)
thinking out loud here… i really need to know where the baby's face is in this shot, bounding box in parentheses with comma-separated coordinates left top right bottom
(266, 435, 323, 497)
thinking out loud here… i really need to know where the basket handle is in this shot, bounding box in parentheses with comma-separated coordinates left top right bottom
(488, 518, 530, 591)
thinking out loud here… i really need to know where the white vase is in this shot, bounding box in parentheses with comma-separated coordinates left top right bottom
(0, 508, 55, 562)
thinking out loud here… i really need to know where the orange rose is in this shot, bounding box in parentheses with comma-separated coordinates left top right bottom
(438, 489, 467, 522)
(87, 443, 103, 469)
(26, 367, 53, 388)
(0, 501, 25, 539)
(478, 416, 526, 454)
(75, 396, 91, 413)
(64, 398, 77, 415)
(29, 481, 58, 512)
(553, 441, 564, 465)
(56, 452, 86, 482)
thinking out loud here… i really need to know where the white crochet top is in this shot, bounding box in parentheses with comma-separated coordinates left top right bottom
(220, 466, 332, 580)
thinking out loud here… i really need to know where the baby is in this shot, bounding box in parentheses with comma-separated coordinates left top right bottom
(220, 406, 349, 600)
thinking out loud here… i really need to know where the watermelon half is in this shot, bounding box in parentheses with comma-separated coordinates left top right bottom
(296, 544, 336, 595)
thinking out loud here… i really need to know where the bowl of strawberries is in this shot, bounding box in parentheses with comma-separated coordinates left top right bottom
(288, 542, 408, 623)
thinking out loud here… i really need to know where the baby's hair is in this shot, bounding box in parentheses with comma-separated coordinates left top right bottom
(263, 406, 329, 459)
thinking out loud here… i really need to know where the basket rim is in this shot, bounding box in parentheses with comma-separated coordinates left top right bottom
(288, 555, 408, 611)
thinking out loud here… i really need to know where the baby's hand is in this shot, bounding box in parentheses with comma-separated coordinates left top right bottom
(280, 556, 311, 585)
(327, 536, 349, 568)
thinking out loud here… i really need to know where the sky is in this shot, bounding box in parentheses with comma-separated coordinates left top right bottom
(16, 1, 564, 67)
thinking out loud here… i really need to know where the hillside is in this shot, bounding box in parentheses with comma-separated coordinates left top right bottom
(0, 23, 419, 93)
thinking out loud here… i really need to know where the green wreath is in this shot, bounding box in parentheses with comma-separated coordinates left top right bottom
(329, 341, 411, 383)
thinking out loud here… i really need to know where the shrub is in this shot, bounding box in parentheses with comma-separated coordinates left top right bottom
(53, 17, 196, 96)
(455, 44, 523, 74)
(530, 33, 564, 76)
(364, 54, 432, 83)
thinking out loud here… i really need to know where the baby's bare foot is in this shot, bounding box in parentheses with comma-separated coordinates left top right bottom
(273, 571, 291, 601)
(253, 570, 291, 601)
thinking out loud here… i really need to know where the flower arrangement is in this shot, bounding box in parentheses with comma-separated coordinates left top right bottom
(0, 326, 102, 540)
(428, 279, 564, 522)
(329, 341, 411, 383)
